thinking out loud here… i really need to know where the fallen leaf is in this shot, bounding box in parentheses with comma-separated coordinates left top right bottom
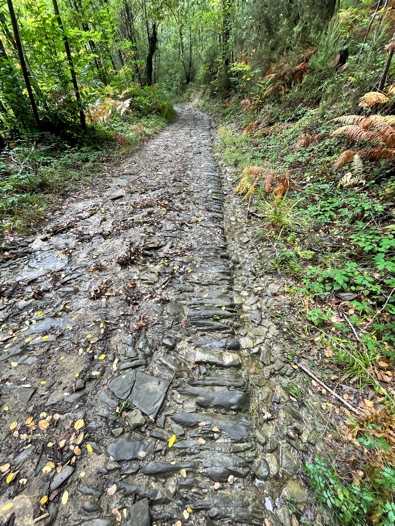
(1, 503, 13, 512)
(186, 507, 193, 513)
(86, 443, 93, 453)
(168, 435, 176, 448)
(25, 416, 34, 425)
(0, 463, 10, 473)
(107, 484, 117, 496)
(80, 471, 85, 478)
(9, 422, 18, 431)
(3, 406, 9, 411)
(75, 432, 84, 445)
(40, 496, 48, 505)
(198, 438, 206, 444)
(213, 482, 221, 490)
(74, 419, 84, 431)
(61, 491, 69, 505)
(112, 508, 122, 522)
(180, 469, 187, 478)
(183, 510, 190, 519)
(39, 420, 50, 431)
(73, 446, 81, 456)
(58, 439, 66, 449)
(6, 472, 16, 484)
(19, 479, 27, 485)
(98, 354, 106, 360)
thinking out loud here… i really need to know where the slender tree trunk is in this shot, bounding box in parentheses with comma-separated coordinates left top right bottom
(221, 0, 232, 95)
(377, 32, 395, 91)
(6, 0, 41, 131)
(146, 21, 157, 86)
(52, 0, 86, 130)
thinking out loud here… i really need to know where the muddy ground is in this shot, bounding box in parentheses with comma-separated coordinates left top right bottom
(0, 106, 321, 526)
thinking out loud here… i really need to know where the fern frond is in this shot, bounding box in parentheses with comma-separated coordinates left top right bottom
(358, 148, 395, 161)
(352, 154, 363, 177)
(333, 115, 365, 126)
(359, 92, 390, 108)
(337, 155, 365, 188)
(331, 125, 386, 145)
(387, 85, 395, 96)
(333, 150, 357, 170)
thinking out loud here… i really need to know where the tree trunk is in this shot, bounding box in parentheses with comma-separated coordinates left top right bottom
(146, 21, 157, 86)
(52, 0, 86, 130)
(6, 0, 41, 131)
(378, 33, 395, 91)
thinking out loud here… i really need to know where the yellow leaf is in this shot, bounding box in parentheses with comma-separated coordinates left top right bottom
(40, 496, 48, 505)
(75, 432, 84, 445)
(80, 471, 86, 478)
(62, 491, 69, 505)
(187, 507, 193, 514)
(74, 419, 84, 431)
(11, 362, 17, 367)
(42, 335, 49, 340)
(1, 502, 14, 512)
(180, 469, 187, 478)
(40, 412, 47, 418)
(39, 420, 50, 431)
(47, 442, 54, 448)
(99, 354, 106, 360)
(86, 334, 92, 339)
(365, 399, 374, 408)
(10, 422, 18, 431)
(25, 416, 34, 425)
(3, 406, 9, 411)
(222, 306, 226, 310)
(6, 472, 16, 484)
(168, 435, 176, 448)
(91, 371, 100, 376)
(24, 337, 33, 343)
(86, 443, 93, 453)
(90, 337, 98, 344)
(19, 478, 27, 485)
(40, 381, 46, 385)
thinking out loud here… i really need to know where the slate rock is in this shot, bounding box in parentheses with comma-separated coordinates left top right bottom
(171, 413, 251, 442)
(125, 498, 150, 526)
(50, 465, 74, 491)
(125, 409, 145, 430)
(106, 433, 153, 461)
(108, 370, 136, 400)
(195, 350, 241, 368)
(177, 386, 249, 411)
(128, 371, 170, 419)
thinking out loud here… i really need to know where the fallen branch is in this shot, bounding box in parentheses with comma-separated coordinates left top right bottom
(343, 314, 360, 342)
(298, 362, 362, 415)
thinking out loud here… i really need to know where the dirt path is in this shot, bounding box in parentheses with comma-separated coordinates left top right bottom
(0, 106, 315, 526)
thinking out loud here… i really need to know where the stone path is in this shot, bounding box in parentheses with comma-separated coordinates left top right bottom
(0, 106, 315, 526)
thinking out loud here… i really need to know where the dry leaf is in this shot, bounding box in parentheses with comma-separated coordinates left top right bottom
(75, 432, 84, 445)
(73, 447, 81, 456)
(39, 420, 50, 431)
(6, 472, 16, 484)
(40, 496, 48, 505)
(180, 469, 187, 478)
(112, 508, 122, 523)
(25, 416, 34, 425)
(86, 443, 93, 453)
(9, 422, 18, 431)
(74, 419, 84, 431)
(183, 510, 190, 519)
(58, 439, 66, 449)
(168, 435, 176, 448)
(61, 491, 69, 505)
(198, 438, 206, 444)
(0, 463, 10, 473)
(107, 484, 117, 496)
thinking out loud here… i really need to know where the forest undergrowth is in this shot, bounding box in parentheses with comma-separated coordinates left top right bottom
(0, 85, 175, 236)
(199, 4, 395, 525)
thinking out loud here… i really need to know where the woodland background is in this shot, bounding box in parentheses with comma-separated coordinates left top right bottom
(1, 1, 395, 525)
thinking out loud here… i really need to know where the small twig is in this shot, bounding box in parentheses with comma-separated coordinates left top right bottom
(17, 142, 36, 175)
(364, 287, 395, 330)
(298, 362, 362, 415)
(343, 314, 361, 342)
(33, 513, 50, 524)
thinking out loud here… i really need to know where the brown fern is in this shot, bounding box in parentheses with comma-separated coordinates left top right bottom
(359, 92, 390, 108)
(333, 150, 357, 170)
(332, 125, 386, 145)
(358, 148, 395, 160)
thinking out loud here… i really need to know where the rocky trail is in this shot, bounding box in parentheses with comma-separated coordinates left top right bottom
(0, 106, 318, 526)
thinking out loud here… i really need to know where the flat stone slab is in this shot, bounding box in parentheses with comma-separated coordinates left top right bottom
(106, 433, 154, 461)
(108, 370, 170, 419)
(125, 498, 150, 526)
(195, 349, 241, 368)
(171, 412, 251, 442)
(177, 386, 249, 411)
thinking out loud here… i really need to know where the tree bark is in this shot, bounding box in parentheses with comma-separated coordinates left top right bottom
(146, 21, 157, 86)
(378, 33, 395, 91)
(52, 0, 86, 130)
(6, 0, 40, 131)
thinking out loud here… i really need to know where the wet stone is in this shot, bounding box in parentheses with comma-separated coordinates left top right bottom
(82, 502, 102, 513)
(253, 459, 270, 480)
(162, 337, 176, 349)
(106, 433, 154, 461)
(125, 408, 145, 430)
(125, 498, 151, 526)
(50, 465, 74, 491)
(281, 480, 308, 508)
(195, 349, 241, 368)
(177, 386, 249, 411)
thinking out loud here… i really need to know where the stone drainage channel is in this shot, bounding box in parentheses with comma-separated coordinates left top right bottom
(0, 106, 317, 526)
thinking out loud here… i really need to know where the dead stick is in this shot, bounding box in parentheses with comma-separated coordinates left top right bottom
(343, 314, 360, 342)
(33, 514, 50, 524)
(298, 363, 362, 415)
